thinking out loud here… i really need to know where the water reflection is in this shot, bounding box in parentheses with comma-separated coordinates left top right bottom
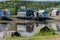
(0, 23, 11, 31)
(0, 21, 60, 37)
(0, 23, 11, 38)
(17, 23, 35, 37)
(46, 23, 60, 34)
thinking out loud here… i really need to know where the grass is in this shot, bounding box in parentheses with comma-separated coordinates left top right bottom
(0, 31, 60, 40)
(0, 35, 60, 40)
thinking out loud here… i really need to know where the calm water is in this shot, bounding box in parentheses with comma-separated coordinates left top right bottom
(0, 21, 60, 37)
(16, 21, 60, 37)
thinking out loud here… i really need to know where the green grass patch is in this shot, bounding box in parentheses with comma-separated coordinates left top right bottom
(1, 35, 60, 40)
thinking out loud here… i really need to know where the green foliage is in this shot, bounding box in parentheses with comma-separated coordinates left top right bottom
(57, 5, 60, 10)
(0, 1, 60, 10)
(33, 27, 55, 36)
(45, 8, 52, 13)
(40, 27, 55, 35)
(8, 8, 16, 15)
(40, 29, 55, 35)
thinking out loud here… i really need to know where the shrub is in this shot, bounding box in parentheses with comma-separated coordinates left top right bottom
(8, 8, 16, 15)
(33, 27, 55, 36)
(40, 27, 55, 35)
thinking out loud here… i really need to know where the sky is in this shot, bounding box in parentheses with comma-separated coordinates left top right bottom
(17, 0, 60, 2)
(0, 0, 60, 2)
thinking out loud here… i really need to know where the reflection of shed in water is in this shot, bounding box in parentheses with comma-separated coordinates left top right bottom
(16, 23, 45, 37)
(46, 23, 58, 31)
(0, 23, 15, 38)
(0, 23, 11, 31)
(17, 23, 35, 37)
(46, 23, 60, 34)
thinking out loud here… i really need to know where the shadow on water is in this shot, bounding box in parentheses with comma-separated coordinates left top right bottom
(37, 17, 54, 21)
(11, 31, 21, 37)
(1, 17, 12, 21)
(17, 17, 54, 21)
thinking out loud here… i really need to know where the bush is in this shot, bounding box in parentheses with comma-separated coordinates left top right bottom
(33, 27, 55, 36)
(8, 8, 16, 15)
(45, 8, 52, 13)
(40, 27, 55, 35)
